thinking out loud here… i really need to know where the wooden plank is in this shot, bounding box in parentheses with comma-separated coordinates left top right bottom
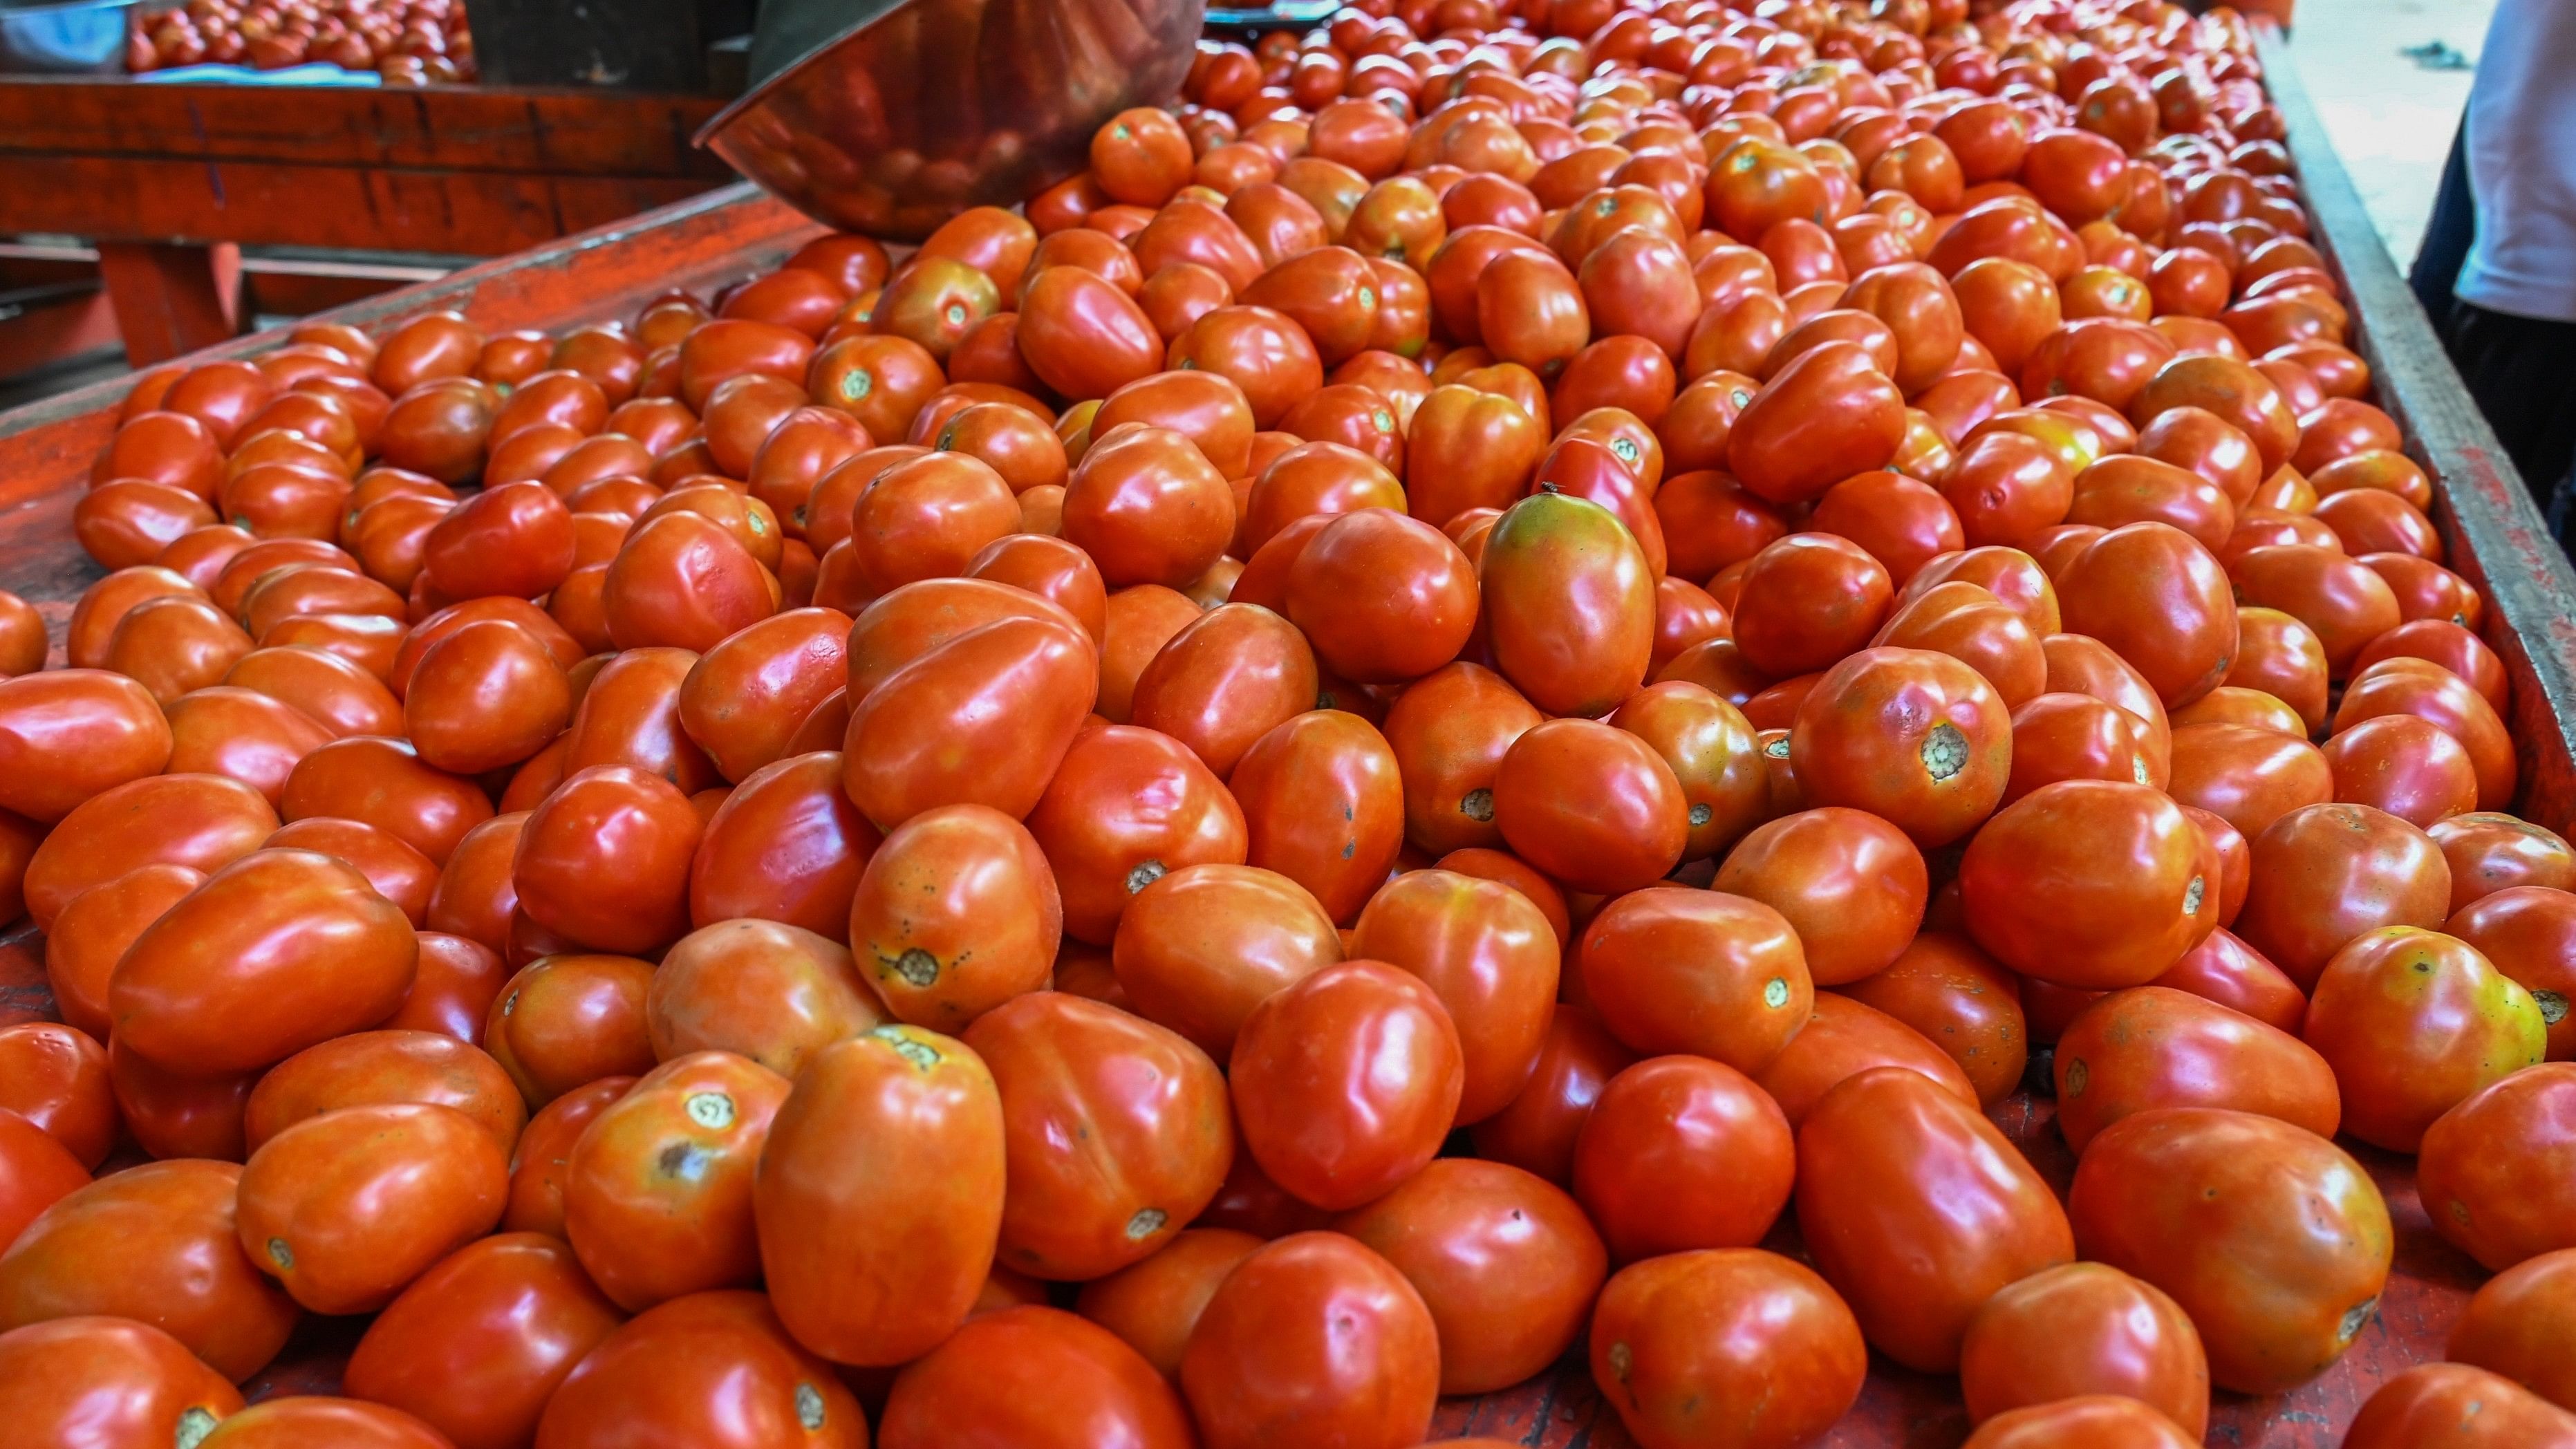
(0, 154, 719, 256)
(0, 284, 119, 378)
(0, 80, 734, 176)
(93, 242, 242, 366)
(2257, 28, 2576, 832)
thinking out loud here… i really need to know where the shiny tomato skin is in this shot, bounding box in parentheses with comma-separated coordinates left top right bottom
(964, 991, 1233, 1281)
(110, 847, 418, 1076)
(23, 769, 276, 931)
(1286, 509, 1478, 684)
(686, 753, 879, 942)
(1230, 709, 1406, 924)
(1178, 1231, 1439, 1449)
(243, 1028, 523, 1156)
(1229, 960, 1463, 1210)
(1959, 780, 2217, 989)
(513, 765, 702, 955)
(2234, 801, 2453, 989)
(841, 614, 1099, 832)
(0, 1110, 86, 1253)
(501, 1076, 633, 1237)
(1959, 1262, 2209, 1437)
(0, 1159, 299, 1382)
(482, 955, 657, 1108)
(1347, 868, 1560, 1123)
(1731, 532, 1893, 679)
(1130, 602, 1318, 777)
(2447, 1246, 2576, 1414)
(1333, 1157, 1606, 1394)
(1477, 491, 1656, 719)
(1575, 1054, 1795, 1263)
(2344, 1363, 2576, 1449)
(1492, 718, 1688, 895)
(1791, 646, 2011, 848)
(562, 1051, 790, 1311)
(1576, 887, 1810, 1072)
(0, 669, 174, 824)
(533, 1289, 864, 1449)
(1727, 340, 1905, 505)
(1468, 1002, 1635, 1186)
(2056, 522, 2237, 707)
(2070, 1107, 2391, 1394)
(2053, 986, 2339, 1152)
(1029, 723, 1248, 945)
(1110, 862, 1340, 1060)
(646, 919, 880, 1077)
(879, 1305, 1193, 1449)
(1958, 1396, 2199, 1449)
(2303, 926, 2546, 1152)
(1381, 662, 1543, 857)
(1588, 1247, 1868, 1449)
(0, 1024, 116, 1170)
(236, 1101, 508, 1314)
(0, 1315, 245, 1448)
(1837, 931, 2029, 1105)
(2419, 1064, 2576, 1271)
(755, 1026, 1005, 1366)
(342, 1231, 623, 1449)
(1793, 1065, 2074, 1371)
(848, 803, 1059, 1030)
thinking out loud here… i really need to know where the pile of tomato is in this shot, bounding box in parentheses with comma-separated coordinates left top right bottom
(8, 0, 2576, 1443)
(128, 0, 473, 84)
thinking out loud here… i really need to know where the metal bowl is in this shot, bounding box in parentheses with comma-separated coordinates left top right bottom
(0, 0, 138, 75)
(696, 0, 1205, 241)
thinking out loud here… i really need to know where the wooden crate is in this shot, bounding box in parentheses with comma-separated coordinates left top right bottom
(0, 75, 737, 368)
(0, 29, 2563, 1444)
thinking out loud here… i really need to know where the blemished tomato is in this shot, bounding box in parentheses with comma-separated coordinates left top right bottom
(754, 1026, 1004, 1365)
(2302, 926, 2546, 1151)
(1837, 931, 2029, 1105)
(1179, 1231, 1439, 1449)
(2069, 1107, 2392, 1394)
(1589, 1248, 1868, 1449)
(562, 1051, 790, 1311)
(1791, 646, 2010, 848)
(1229, 709, 1406, 924)
(2344, 1363, 2576, 1448)
(964, 991, 1233, 1280)
(847, 803, 1060, 1029)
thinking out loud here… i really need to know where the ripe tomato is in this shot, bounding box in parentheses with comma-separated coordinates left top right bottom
(1959, 1262, 2208, 1436)
(1838, 931, 2029, 1105)
(1480, 492, 1654, 717)
(847, 804, 1059, 1029)
(1575, 887, 1810, 1072)
(1575, 1054, 1794, 1262)
(1229, 960, 1462, 1210)
(2304, 926, 2546, 1151)
(533, 1291, 865, 1449)
(342, 1232, 622, 1449)
(1074, 1226, 1264, 1377)
(2069, 1107, 2391, 1394)
(1792, 646, 2011, 847)
(646, 920, 880, 1076)
(1381, 662, 1542, 856)
(1959, 780, 2217, 989)
(2447, 1246, 2576, 1414)
(0, 1316, 244, 1448)
(236, 1101, 508, 1314)
(0, 1159, 299, 1381)
(562, 1051, 789, 1311)
(2344, 1363, 2576, 1448)
(1287, 509, 1478, 683)
(244, 1029, 523, 1155)
(2053, 986, 2337, 1151)
(2420, 1064, 2576, 1271)
(879, 1305, 1194, 1449)
(1230, 710, 1406, 923)
(0, 1024, 116, 1169)
(2234, 802, 2452, 989)
(754, 1027, 1004, 1365)
(842, 614, 1099, 831)
(482, 955, 657, 1107)
(1588, 1248, 1867, 1449)
(1178, 1232, 1439, 1449)
(964, 992, 1232, 1280)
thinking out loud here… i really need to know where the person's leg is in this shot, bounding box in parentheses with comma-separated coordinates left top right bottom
(2443, 299, 2576, 515)
(2413, 114, 2477, 334)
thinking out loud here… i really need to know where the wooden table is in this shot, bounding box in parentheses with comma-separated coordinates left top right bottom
(1, 26, 2569, 1446)
(0, 75, 736, 370)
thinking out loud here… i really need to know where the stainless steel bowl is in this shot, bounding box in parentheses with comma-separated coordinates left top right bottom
(0, 0, 138, 75)
(697, 0, 1206, 241)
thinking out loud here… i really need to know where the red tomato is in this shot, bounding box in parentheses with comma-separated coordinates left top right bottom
(1347, 868, 1560, 1122)
(0, 1316, 245, 1448)
(1178, 1232, 1439, 1449)
(1575, 886, 1811, 1071)
(236, 1101, 508, 1314)
(2069, 1107, 2391, 1394)
(1959, 1262, 2209, 1437)
(343, 1232, 623, 1449)
(2419, 1063, 2576, 1271)
(879, 1305, 1195, 1449)
(1478, 491, 1655, 718)
(533, 1291, 865, 1449)
(1588, 1248, 1867, 1449)
(2345, 1363, 2576, 1448)
(1575, 1054, 1795, 1262)
(2053, 986, 2337, 1151)
(1959, 780, 2218, 989)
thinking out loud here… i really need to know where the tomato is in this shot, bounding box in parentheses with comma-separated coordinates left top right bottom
(837, 803, 1056, 1029)
(2345, 1363, 2576, 1448)
(500, 1077, 632, 1237)
(533, 1290, 864, 1448)
(964, 991, 1231, 1280)
(245, 1029, 523, 1156)
(1960, 780, 2216, 989)
(2419, 1065, 2576, 1271)
(880, 1305, 1193, 1448)
(483, 955, 657, 1107)
(337, 1240, 618, 1449)
(843, 613, 1099, 829)
(1571, 1051, 1795, 1264)
(2069, 1107, 2391, 1394)
(2434, 812, 2576, 911)
(2230, 543, 2402, 677)
(1229, 710, 1405, 923)
(1287, 510, 1477, 684)
(0, 669, 174, 824)
(1571, 885, 1809, 1073)
(756, 1026, 1004, 1365)
(1959, 1396, 2199, 1448)
(1488, 718, 1686, 894)
(0, 1107, 86, 1255)
(0, 1025, 115, 1170)
(559, 1051, 787, 1312)
(1479, 491, 1655, 718)
(2052, 984, 2337, 1152)
(0, 1316, 244, 1448)
(1179, 1231, 1438, 1449)
(279, 736, 493, 866)
(234, 1101, 506, 1315)
(512, 765, 702, 954)
(2335, 656, 2517, 810)
(1403, 386, 1544, 529)
(1795, 646, 2010, 848)
(2235, 801, 2452, 989)
(1958, 1262, 2208, 1436)
(108, 847, 416, 1076)
(1793, 1066, 2071, 1371)
(1835, 931, 2027, 1105)
(1589, 1248, 1867, 1449)
(0, 1159, 298, 1381)
(1726, 344, 1905, 505)
(2303, 926, 2547, 1150)
(1730, 533, 1889, 677)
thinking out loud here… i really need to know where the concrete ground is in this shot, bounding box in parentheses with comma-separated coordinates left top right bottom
(2275, 0, 2499, 272)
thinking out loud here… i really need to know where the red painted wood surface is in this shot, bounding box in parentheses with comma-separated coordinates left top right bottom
(0, 49, 2541, 1443)
(91, 241, 245, 366)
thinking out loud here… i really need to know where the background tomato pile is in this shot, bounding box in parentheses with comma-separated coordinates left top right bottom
(128, 0, 474, 84)
(6, 0, 2576, 1444)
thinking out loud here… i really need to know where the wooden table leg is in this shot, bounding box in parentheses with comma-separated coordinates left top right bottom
(94, 241, 245, 366)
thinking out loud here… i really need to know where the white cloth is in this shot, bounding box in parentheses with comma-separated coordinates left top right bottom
(2456, 0, 2576, 323)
